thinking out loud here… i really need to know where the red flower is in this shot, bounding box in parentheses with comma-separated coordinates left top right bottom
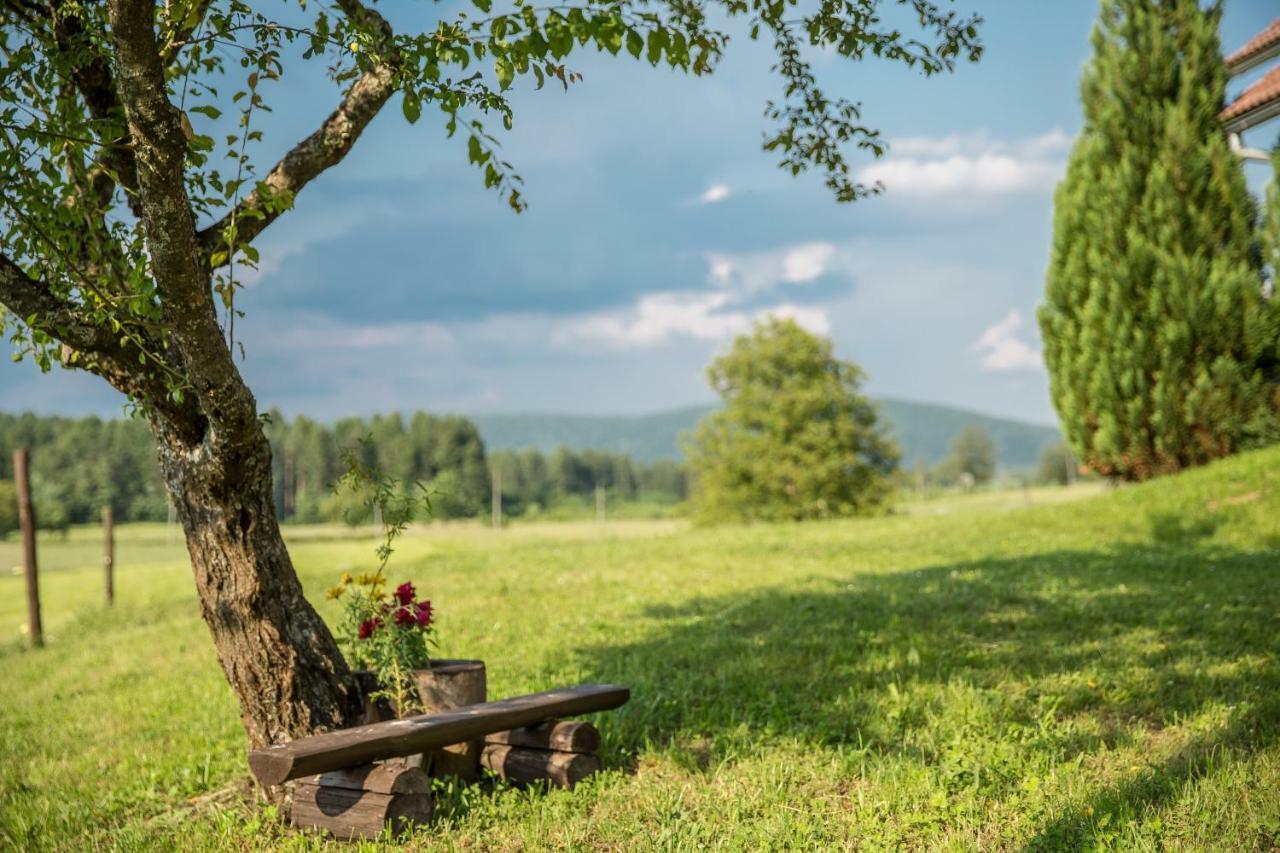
(415, 600, 432, 627)
(394, 582, 416, 606)
(357, 618, 381, 640)
(394, 606, 416, 627)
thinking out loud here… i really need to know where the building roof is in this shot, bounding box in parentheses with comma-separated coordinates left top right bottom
(1226, 17, 1280, 76)
(1220, 64, 1280, 133)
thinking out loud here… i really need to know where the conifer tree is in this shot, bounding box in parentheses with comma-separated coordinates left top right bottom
(684, 318, 898, 521)
(1039, 0, 1279, 480)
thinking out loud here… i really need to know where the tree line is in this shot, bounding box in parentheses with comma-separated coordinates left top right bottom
(0, 411, 689, 535)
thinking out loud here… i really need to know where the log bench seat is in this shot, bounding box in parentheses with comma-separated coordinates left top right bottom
(247, 684, 630, 840)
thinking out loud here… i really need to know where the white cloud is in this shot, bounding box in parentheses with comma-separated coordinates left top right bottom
(861, 129, 1072, 196)
(558, 290, 830, 349)
(781, 243, 836, 283)
(973, 310, 1042, 372)
(705, 241, 838, 293)
(698, 183, 733, 204)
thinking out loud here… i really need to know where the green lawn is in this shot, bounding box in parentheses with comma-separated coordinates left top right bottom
(1, 450, 1278, 850)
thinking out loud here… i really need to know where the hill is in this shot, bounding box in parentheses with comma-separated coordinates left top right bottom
(468, 398, 1062, 469)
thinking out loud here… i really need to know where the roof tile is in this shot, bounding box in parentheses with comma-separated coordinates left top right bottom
(1220, 64, 1280, 124)
(1225, 17, 1280, 71)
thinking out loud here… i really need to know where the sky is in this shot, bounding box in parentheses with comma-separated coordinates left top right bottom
(2, 0, 1277, 426)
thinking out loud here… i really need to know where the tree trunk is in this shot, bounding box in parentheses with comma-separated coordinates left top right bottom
(153, 416, 363, 749)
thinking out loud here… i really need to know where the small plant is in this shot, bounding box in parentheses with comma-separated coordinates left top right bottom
(329, 575, 435, 714)
(327, 437, 437, 713)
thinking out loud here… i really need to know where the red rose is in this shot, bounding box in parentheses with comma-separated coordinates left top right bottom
(415, 600, 432, 627)
(357, 618, 380, 640)
(394, 606, 416, 627)
(394, 582, 416, 606)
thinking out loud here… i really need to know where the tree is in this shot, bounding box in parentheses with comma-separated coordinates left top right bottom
(941, 425, 995, 486)
(1039, 0, 1279, 482)
(685, 318, 898, 521)
(1036, 441, 1076, 486)
(0, 1, 979, 747)
(0, 480, 16, 537)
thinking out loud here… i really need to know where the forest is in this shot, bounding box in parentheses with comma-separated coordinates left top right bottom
(0, 411, 689, 533)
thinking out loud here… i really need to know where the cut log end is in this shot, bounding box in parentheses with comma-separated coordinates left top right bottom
(248, 748, 293, 788)
(291, 782, 433, 840)
(301, 763, 431, 795)
(481, 743, 603, 789)
(486, 719, 601, 754)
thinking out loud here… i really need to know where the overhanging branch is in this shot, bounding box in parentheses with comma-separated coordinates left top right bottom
(197, 0, 397, 264)
(0, 250, 183, 409)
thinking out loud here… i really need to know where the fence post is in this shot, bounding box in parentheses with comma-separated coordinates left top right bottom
(103, 505, 115, 606)
(13, 449, 42, 648)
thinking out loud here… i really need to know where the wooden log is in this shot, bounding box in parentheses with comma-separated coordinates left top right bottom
(486, 720, 601, 754)
(248, 684, 630, 786)
(414, 660, 486, 782)
(298, 763, 430, 795)
(291, 782, 431, 840)
(480, 744, 602, 789)
(13, 449, 42, 648)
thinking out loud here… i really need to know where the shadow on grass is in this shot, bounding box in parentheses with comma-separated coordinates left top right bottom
(577, 540, 1280, 846)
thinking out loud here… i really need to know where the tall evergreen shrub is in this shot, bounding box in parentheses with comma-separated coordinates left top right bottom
(1039, 0, 1279, 480)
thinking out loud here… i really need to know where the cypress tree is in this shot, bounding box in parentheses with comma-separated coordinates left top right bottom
(1039, 0, 1279, 480)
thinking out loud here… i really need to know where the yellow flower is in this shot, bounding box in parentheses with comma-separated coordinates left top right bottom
(325, 585, 344, 600)
(340, 572, 353, 586)
(356, 573, 380, 586)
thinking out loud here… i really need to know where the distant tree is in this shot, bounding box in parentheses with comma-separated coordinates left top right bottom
(1036, 442, 1077, 486)
(0, 481, 16, 537)
(1039, 0, 1280, 481)
(942, 425, 996, 486)
(685, 318, 898, 522)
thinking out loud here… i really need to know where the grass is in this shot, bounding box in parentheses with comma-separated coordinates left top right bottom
(1, 449, 1278, 850)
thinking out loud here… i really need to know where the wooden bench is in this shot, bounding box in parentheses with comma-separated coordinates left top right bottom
(248, 684, 629, 840)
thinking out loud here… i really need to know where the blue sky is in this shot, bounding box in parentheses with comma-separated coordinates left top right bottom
(3, 0, 1276, 425)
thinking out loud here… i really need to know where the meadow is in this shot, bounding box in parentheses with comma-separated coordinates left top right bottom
(1, 449, 1278, 850)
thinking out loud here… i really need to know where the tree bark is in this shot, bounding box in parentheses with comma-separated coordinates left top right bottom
(101, 0, 364, 751)
(153, 416, 363, 749)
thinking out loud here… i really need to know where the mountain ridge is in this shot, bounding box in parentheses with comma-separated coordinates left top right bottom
(468, 398, 1062, 469)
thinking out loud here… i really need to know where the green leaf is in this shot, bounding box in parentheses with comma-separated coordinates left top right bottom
(472, 0, 491, 11)
(402, 92, 421, 124)
(495, 57, 514, 90)
(626, 30, 643, 59)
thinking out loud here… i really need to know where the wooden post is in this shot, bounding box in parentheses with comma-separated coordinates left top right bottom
(413, 660, 487, 781)
(13, 449, 42, 648)
(491, 468, 501, 530)
(102, 505, 115, 606)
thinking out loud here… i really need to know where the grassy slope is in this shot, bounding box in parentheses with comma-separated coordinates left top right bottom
(1, 448, 1278, 850)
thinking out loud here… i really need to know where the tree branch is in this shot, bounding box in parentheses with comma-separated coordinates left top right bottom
(0, 250, 184, 411)
(49, 0, 144, 216)
(158, 0, 215, 66)
(197, 0, 397, 264)
(108, 0, 273, 457)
